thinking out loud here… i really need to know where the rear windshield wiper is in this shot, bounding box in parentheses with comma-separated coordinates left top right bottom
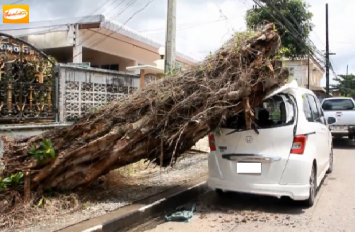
(226, 121, 260, 136)
(252, 122, 260, 134)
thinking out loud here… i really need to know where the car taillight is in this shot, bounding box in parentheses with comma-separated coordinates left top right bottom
(208, 133, 216, 151)
(290, 135, 307, 154)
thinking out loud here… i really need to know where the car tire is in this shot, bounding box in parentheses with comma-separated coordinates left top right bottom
(304, 165, 317, 207)
(326, 148, 333, 174)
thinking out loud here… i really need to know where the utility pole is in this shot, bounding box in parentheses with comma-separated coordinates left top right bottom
(346, 65, 348, 75)
(325, 3, 330, 97)
(164, 0, 176, 74)
(307, 53, 310, 89)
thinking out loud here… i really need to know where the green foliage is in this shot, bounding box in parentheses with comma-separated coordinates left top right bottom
(165, 63, 183, 76)
(29, 138, 56, 164)
(246, 0, 313, 58)
(271, 110, 281, 120)
(48, 55, 58, 63)
(331, 74, 355, 99)
(0, 177, 6, 191)
(0, 172, 24, 191)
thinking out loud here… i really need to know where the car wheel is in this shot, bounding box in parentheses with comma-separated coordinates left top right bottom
(304, 165, 317, 207)
(326, 148, 333, 174)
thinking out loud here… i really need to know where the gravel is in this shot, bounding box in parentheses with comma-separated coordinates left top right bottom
(8, 145, 208, 232)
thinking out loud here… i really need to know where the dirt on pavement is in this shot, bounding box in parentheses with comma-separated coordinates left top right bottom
(134, 138, 355, 232)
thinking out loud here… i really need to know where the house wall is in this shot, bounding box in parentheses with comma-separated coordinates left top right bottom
(283, 60, 307, 86)
(21, 31, 70, 49)
(78, 29, 194, 67)
(77, 29, 160, 67)
(83, 48, 137, 72)
(58, 64, 140, 122)
(19, 28, 194, 69)
(283, 59, 324, 87)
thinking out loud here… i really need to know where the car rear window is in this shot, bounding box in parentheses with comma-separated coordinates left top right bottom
(321, 99, 355, 111)
(222, 94, 296, 130)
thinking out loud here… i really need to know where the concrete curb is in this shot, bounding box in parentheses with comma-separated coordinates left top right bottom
(102, 181, 208, 232)
(58, 176, 209, 232)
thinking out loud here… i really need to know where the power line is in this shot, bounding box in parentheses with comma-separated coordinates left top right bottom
(250, 0, 334, 76)
(75, 0, 139, 51)
(75, 0, 130, 47)
(213, 0, 234, 33)
(255, 0, 337, 82)
(144, 17, 239, 36)
(139, 15, 240, 34)
(0, 0, 27, 10)
(15, 0, 119, 38)
(86, 0, 151, 48)
(73, 0, 154, 59)
(9, 0, 25, 4)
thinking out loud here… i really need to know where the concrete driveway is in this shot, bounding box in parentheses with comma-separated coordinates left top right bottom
(134, 138, 355, 232)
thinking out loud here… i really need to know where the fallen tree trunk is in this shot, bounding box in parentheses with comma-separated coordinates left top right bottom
(1, 23, 289, 190)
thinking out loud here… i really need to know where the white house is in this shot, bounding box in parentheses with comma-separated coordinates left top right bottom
(0, 15, 198, 73)
(283, 56, 325, 89)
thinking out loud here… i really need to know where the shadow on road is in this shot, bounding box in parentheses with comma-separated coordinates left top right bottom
(195, 190, 307, 216)
(333, 137, 354, 150)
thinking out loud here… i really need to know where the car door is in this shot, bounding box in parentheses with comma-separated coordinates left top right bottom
(306, 94, 329, 173)
(315, 96, 332, 162)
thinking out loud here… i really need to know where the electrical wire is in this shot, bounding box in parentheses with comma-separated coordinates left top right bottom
(251, 0, 336, 77)
(15, 0, 119, 38)
(74, 0, 139, 49)
(0, 0, 27, 10)
(83, 0, 148, 48)
(75, 0, 130, 47)
(9, 0, 25, 4)
(267, 2, 337, 77)
(72, 0, 154, 59)
(250, 1, 334, 85)
(144, 17, 239, 36)
(139, 16, 240, 35)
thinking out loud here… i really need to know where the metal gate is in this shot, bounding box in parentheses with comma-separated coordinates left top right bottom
(0, 33, 58, 123)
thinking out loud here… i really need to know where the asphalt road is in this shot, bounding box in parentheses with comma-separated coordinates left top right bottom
(134, 138, 355, 232)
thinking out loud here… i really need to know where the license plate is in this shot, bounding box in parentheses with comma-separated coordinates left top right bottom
(237, 162, 261, 174)
(331, 125, 347, 131)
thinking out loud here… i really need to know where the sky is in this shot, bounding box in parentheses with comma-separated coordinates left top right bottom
(1, 0, 354, 86)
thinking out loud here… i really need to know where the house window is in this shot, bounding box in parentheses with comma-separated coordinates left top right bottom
(110, 64, 119, 71)
(100, 64, 119, 71)
(288, 67, 294, 77)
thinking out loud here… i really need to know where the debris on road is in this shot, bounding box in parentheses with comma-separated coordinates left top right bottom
(165, 204, 196, 223)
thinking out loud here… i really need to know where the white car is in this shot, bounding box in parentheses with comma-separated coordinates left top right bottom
(321, 97, 355, 140)
(207, 81, 336, 206)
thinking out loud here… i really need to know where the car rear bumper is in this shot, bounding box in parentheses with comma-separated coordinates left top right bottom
(207, 177, 310, 200)
(330, 126, 355, 136)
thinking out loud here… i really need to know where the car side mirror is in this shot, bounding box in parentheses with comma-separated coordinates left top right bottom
(327, 117, 336, 125)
